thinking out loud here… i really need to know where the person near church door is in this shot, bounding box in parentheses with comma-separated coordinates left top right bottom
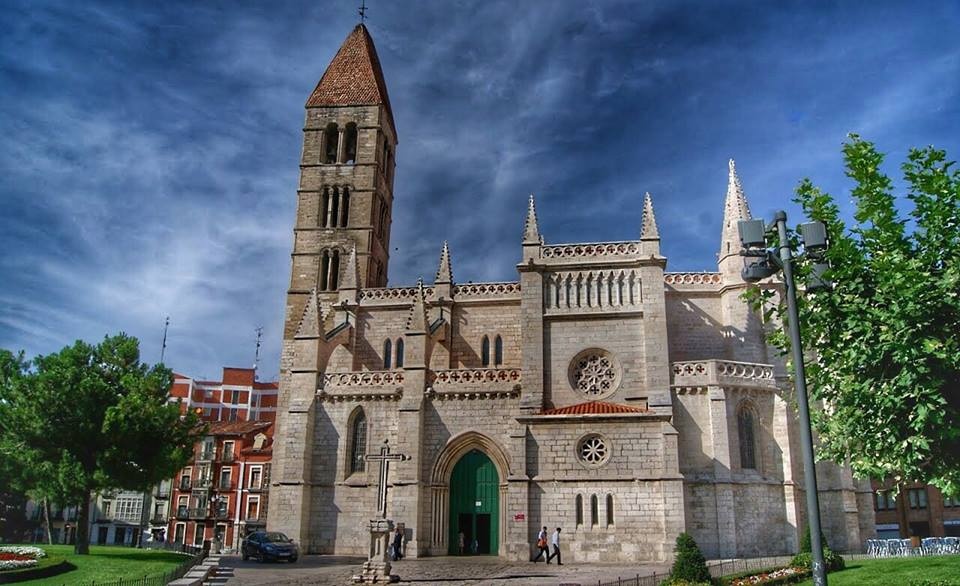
(547, 527, 562, 565)
(531, 526, 549, 562)
(392, 526, 403, 561)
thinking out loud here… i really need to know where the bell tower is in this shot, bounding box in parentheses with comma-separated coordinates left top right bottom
(286, 23, 397, 336)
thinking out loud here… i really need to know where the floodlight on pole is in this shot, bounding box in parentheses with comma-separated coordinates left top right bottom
(739, 210, 829, 586)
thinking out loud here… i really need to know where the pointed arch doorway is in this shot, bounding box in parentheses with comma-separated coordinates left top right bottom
(447, 449, 499, 555)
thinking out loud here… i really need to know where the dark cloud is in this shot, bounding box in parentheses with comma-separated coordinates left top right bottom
(1, 0, 958, 378)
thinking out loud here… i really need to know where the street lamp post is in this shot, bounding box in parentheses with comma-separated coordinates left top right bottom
(739, 211, 830, 586)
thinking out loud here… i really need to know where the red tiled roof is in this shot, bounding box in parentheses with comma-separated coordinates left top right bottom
(254, 381, 279, 390)
(539, 401, 649, 416)
(207, 420, 272, 436)
(306, 24, 395, 134)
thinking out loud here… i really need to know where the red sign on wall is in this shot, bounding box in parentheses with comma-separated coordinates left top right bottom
(513, 513, 525, 521)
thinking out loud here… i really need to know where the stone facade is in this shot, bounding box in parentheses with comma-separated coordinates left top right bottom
(266, 24, 875, 563)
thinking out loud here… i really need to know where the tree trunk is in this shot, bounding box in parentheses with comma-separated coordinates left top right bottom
(897, 481, 910, 538)
(74, 493, 91, 555)
(42, 498, 52, 545)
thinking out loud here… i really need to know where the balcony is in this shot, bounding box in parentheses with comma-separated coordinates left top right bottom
(244, 515, 265, 526)
(150, 515, 168, 525)
(197, 450, 215, 462)
(192, 478, 213, 490)
(213, 509, 230, 520)
(247, 484, 266, 493)
(187, 508, 208, 520)
(220, 451, 236, 463)
(178, 479, 191, 491)
(154, 487, 171, 499)
(215, 482, 235, 492)
(175, 508, 190, 520)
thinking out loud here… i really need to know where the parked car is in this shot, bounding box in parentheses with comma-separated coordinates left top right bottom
(241, 531, 299, 563)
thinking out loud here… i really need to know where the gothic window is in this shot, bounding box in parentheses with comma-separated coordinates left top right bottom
(738, 404, 757, 470)
(494, 335, 503, 366)
(344, 122, 358, 164)
(395, 338, 404, 368)
(319, 249, 340, 291)
(329, 187, 340, 228)
(324, 122, 339, 164)
(340, 187, 350, 227)
(575, 494, 583, 526)
(383, 339, 392, 370)
(481, 336, 490, 367)
(320, 187, 330, 227)
(569, 349, 622, 399)
(348, 408, 367, 474)
(577, 433, 610, 467)
(590, 495, 599, 526)
(606, 494, 614, 526)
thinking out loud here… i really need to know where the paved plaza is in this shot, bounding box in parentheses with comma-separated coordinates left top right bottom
(212, 554, 672, 586)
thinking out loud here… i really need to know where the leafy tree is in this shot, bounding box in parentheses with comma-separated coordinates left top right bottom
(668, 532, 712, 584)
(748, 136, 960, 495)
(0, 335, 203, 554)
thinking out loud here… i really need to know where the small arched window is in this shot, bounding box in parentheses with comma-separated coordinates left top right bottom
(340, 187, 350, 227)
(320, 250, 330, 291)
(329, 187, 340, 228)
(320, 187, 330, 228)
(328, 249, 340, 290)
(324, 122, 339, 164)
(738, 405, 757, 470)
(344, 123, 358, 164)
(383, 339, 392, 370)
(590, 494, 599, 526)
(395, 338, 404, 368)
(575, 494, 583, 526)
(606, 494, 614, 526)
(481, 336, 490, 367)
(349, 409, 367, 474)
(494, 335, 503, 366)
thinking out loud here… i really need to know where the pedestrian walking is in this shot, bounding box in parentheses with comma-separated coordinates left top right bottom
(392, 526, 403, 561)
(531, 526, 549, 562)
(546, 527, 562, 565)
(458, 530, 465, 555)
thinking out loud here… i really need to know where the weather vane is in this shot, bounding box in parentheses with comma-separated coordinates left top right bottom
(359, 0, 367, 23)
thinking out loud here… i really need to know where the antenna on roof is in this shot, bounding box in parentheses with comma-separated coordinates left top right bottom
(254, 326, 263, 380)
(160, 316, 170, 364)
(358, 0, 368, 23)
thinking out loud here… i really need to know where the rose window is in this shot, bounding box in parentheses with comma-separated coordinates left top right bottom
(577, 434, 610, 466)
(569, 349, 622, 398)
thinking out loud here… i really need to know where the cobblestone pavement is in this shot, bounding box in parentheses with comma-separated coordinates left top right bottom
(215, 554, 672, 586)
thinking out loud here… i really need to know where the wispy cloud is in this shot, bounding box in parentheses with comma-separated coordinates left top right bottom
(1, 0, 958, 377)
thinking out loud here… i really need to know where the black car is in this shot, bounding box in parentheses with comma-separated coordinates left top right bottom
(241, 531, 299, 562)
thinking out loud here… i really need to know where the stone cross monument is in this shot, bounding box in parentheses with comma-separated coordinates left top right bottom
(352, 440, 409, 584)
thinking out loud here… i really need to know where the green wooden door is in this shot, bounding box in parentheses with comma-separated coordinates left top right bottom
(448, 449, 499, 555)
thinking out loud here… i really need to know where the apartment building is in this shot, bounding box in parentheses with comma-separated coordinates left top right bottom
(169, 419, 273, 551)
(169, 367, 278, 423)
(873, 479, 960, 538)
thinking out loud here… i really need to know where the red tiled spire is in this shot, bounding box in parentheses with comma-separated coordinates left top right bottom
(307, 24, 395, 133)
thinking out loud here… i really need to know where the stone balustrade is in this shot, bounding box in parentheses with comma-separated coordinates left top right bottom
(318, 368, 522, 401)
(671, 359, 777, 389)
(359, 286, 435, 304)
(664, 272, 722, 288)
(541, 241, 641, 260)
(451, 282, 521, 299)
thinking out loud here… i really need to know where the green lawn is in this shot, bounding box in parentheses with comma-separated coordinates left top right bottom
(796, 555, 960, 585)
(1, 544, 189, 585)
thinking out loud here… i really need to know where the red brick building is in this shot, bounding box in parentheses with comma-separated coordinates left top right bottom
(872, 479, 960, 539)
(167, 368, 276, 551)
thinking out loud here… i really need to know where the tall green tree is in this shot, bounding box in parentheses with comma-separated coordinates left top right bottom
(749, 136, 960, 496)
(0, 334, 203, 554)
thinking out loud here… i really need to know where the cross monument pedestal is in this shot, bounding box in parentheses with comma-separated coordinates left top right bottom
(352, 518, 397, 584)
(352, 440, 409, 584)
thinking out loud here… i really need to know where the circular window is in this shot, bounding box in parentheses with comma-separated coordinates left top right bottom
(569, 349, 622, 398)
(577, 434, 610, 467)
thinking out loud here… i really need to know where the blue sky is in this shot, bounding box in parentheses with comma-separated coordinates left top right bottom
(1, 0, 958, 381)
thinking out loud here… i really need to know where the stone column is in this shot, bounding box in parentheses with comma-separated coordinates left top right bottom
(708, 385, 738, 558)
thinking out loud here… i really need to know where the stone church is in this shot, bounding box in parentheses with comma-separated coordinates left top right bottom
(267, 24, 875, 562)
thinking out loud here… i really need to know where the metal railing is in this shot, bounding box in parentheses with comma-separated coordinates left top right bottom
(220, 451, 236, 463)
(74, 543, 204, 586)
(197, 449, 215, 461)
(193, 477, 213, 489)
(178, 479, 191, 491)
